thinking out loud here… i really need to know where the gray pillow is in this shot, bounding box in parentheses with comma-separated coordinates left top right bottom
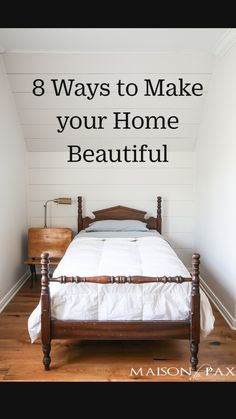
(85, 219, 149, 232)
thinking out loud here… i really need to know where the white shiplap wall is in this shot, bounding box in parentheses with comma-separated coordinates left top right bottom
(28, 151, 195, 266)
(4, 52, 211, 267)
(4, 53, 213, 152)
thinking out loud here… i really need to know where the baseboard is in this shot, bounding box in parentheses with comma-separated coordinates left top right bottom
(0, 270, 30, 313)
(200, 276, 236, 330)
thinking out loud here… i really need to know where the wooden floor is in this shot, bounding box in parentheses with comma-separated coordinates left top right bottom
(0, 278, 235, 382)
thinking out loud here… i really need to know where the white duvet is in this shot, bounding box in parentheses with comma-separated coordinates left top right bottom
(28, 234, 215, 342)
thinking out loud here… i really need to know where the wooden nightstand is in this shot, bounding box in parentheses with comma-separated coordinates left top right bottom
(24, 228, 73, 287)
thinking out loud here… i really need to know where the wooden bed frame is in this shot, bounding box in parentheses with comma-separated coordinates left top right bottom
(40, 196, 200, 371)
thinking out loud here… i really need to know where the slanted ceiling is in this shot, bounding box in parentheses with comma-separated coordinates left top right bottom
(0, 28, 230, 152)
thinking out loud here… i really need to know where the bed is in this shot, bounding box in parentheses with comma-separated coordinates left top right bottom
(28, 196, 214, 371)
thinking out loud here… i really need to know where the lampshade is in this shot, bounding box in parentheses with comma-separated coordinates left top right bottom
(53, 198, 72, 205)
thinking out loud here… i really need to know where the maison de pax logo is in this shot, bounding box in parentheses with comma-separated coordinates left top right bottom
(130, 364, 235, 381)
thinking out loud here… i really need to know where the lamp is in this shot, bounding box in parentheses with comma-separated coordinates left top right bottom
(43, 198, 72, 228)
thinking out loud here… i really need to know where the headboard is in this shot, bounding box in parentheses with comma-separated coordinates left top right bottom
(77, 197, 162, 234)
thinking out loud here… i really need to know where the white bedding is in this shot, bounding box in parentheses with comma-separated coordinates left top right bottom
(28, 232, 215, 342)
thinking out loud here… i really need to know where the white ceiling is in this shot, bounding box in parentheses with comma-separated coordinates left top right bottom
(0, 28, 229, 53)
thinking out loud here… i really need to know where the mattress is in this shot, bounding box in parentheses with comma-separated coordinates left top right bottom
(28, 232, 215, 342)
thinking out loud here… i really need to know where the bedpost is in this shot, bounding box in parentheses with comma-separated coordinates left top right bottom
(190, 253, 200, 371)
(157, 196, 162, 234)
(41, 252, 51, 371)
(77, 196, 83, 232)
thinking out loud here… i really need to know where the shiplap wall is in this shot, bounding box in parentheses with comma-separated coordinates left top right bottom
(28, 151, 195, 266)
(4, 52, 212, 267)
(4, 53, 213, 152)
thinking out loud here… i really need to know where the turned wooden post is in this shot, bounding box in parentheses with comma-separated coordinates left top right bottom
(41, 252, 51, 371)
(190, 253, 200, 371)
(157, 196, 162, 234)
(77, 196, 83, 233)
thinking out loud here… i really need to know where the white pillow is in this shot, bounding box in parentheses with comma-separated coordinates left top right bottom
(85, 219, 149, 232)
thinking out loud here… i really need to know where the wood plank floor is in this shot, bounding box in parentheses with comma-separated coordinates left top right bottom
(0, 278, 235, 382)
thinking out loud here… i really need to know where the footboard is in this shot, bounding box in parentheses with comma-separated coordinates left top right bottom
(40, 253, 200, 371)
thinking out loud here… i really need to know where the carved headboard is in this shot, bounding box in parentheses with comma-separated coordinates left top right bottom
(77, 196, 162, 234)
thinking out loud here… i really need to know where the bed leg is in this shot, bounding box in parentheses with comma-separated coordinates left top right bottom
(42, 343, 51, 371)
(190, 253, 200, 372)
(41, 252, 51, 371)
(190, 340, 199, 371)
